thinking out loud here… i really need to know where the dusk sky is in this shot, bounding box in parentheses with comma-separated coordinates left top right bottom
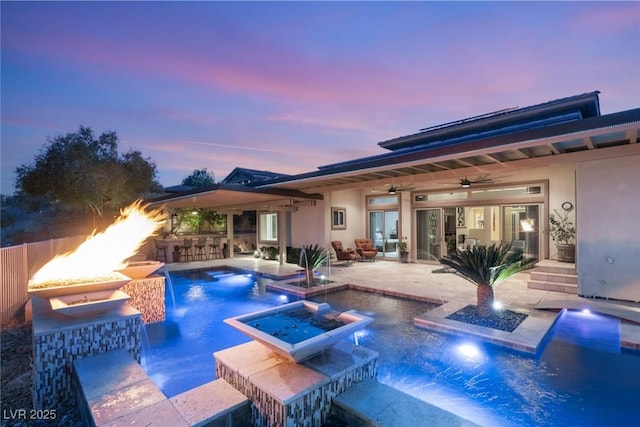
(2, 1, 639, 195)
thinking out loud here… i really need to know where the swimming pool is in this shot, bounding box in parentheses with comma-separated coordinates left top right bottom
(142, 268, 640, 426)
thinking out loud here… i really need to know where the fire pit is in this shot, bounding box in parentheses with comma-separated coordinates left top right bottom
(117, 261, 164, 280)
(27, 272, 131, 298)
(49, 290, 131, 318)
(27, 201, 166, 302)
(29, 201, 167, 410)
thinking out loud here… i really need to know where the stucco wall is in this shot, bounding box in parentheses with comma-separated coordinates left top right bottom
(576, 155, 640, 301)
(545, 164, 577, 260)
(290, 200, 326, 247)
(326, 189, 367, 251)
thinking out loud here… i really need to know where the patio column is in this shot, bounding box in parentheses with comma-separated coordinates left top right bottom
(278, 208, 287, 265)
(226, 212, 234, 259)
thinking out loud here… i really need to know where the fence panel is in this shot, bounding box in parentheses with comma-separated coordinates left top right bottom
(1, 236, 84, 323)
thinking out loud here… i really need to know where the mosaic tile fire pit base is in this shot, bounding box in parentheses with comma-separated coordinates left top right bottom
(120, 275, 165, 324)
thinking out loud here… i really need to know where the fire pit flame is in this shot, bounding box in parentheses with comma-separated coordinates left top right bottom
(30, 200, 166, 288)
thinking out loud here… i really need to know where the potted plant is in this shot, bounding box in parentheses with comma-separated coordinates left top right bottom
(397, 240, 409, 263)
(261, 246, 278, 260)
(549, 209, 576, 263)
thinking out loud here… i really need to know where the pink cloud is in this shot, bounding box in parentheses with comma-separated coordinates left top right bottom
(571, 3, 640, 35)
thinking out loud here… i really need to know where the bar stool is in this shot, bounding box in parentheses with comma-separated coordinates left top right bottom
(180, 238, 194, 261)
(194, 237, 207, 260)
(209, 237, 222, 259)
(155, 243, 168, 262)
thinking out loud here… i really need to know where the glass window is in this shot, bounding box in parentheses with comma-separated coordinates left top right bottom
(470, 186, 542, 200)
(415, 192, 468, 202)
(331, 207, 346, 230)
(368, 196, 398, 205)
(259, 212, 278, 242)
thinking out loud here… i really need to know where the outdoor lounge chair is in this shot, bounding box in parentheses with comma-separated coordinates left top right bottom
(354, 238, 378, 261)
(331, 241, 357, 265)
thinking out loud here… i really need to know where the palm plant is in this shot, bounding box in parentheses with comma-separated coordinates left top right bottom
(297, 244, 329, 286)
(439, 243, 537, 318)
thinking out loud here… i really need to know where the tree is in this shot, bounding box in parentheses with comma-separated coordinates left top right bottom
(168, 208, 226, 235)
(439, 243, 537, 318)
(182, 168, 215, 187)
(15, 126, 163, 223)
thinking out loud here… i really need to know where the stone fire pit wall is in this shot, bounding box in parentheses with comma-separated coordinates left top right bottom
(32, 306, 141, 409)
(120, 275, 165, 324)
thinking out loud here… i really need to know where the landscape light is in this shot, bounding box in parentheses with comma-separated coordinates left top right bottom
(458, 343, 480, 359)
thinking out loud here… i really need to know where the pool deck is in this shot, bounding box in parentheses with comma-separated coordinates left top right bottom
(165, 256, 640, 352)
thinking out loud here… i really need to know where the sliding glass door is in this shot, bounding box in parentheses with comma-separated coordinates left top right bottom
(503, 204, 540, 259)
(369, 210, 399, 258)
(416, 208, 442, 261)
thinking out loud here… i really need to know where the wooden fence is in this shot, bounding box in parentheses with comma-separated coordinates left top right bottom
(0, 236, 85, 323)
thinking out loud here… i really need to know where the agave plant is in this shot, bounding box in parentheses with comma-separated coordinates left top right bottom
(298, 244, 329, 286)
(439, 243, 537, 318)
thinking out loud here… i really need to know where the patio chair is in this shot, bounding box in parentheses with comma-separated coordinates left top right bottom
(331, 241, 356, 265)
(155, 242, 168, 262)
(354, 238, 378, 261)
(194, 237, 207, 260)
(209, 237, 222, 259)
(180, 238, 194, 261)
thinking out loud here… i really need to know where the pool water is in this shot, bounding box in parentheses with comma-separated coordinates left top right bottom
(143, 269, 640, 426)
(242, 306, 348, 344)
(143, 269, 284, 397)
(312, 290, 640, 427)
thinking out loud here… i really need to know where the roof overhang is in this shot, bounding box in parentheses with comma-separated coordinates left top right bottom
(258, 108, 640, 193)
(147, 184, 323, 212)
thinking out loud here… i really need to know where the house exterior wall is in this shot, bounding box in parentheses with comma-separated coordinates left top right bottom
(544, 164, 577, 260)
(326, 189, 367, 251)
(290, 200, 326, 247)
(576, 155, 640, 301)
(314, 164, 580, 263)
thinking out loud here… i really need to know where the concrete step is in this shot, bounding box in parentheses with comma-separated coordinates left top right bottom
(534, 260, 576, 275)
(331, 378, 480, 427)
(73, 349, 250, 427)
(528, 279, 578, 294)
(530, 271, 578, 284)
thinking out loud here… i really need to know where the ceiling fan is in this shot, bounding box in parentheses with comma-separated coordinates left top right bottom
(372, 183, 416, 195)
(440, 176, 495, 188)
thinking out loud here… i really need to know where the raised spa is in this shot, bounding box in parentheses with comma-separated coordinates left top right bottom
(224, 300, 373, 362)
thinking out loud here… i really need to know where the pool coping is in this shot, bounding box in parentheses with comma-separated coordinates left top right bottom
(414, 301, 558, 355)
